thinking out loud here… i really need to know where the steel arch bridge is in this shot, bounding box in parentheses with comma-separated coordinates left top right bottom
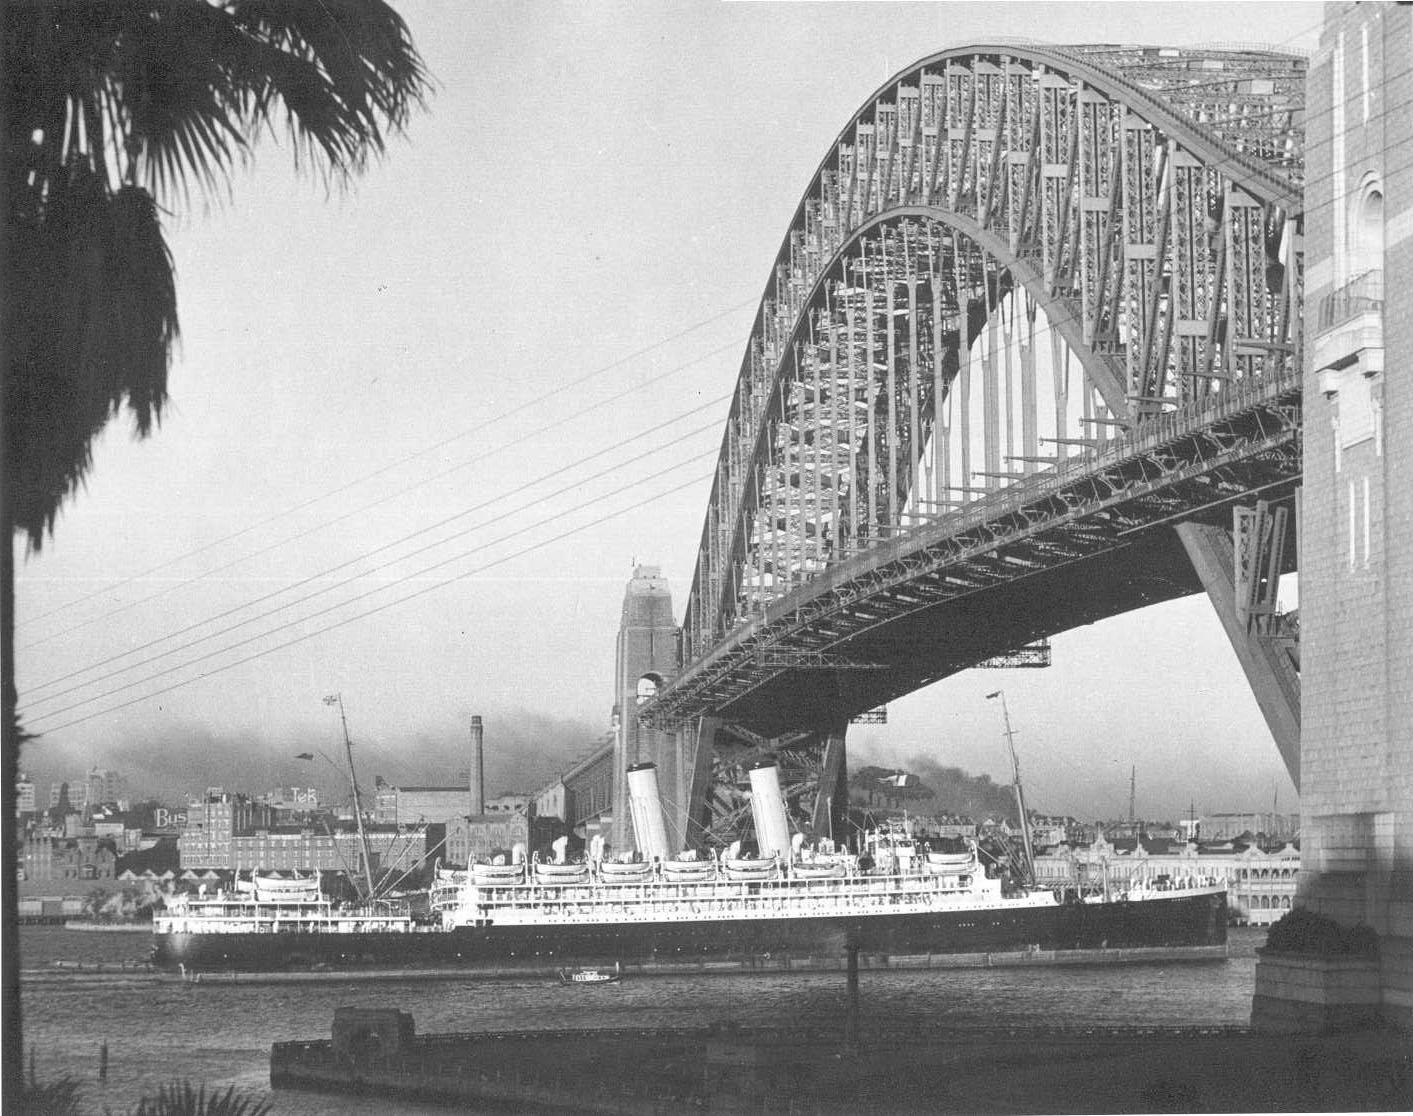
(635, 43, 1306, 847)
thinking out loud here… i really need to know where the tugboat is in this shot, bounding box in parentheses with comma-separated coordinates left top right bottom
(557, 962, 623, 986)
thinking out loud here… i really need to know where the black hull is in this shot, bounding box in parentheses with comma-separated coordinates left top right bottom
(153, 890, 1226, 973)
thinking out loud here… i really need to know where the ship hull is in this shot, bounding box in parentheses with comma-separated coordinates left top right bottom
(151, 889, 1226, 972)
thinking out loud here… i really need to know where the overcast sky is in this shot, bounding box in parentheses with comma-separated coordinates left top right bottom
(13, 1, 1321, 821)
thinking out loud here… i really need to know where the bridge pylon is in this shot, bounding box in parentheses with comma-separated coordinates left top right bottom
(1250, 1, 1412, 1033)
(611, 565, 679, 855)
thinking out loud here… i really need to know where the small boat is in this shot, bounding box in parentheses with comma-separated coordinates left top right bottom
(791, 860, 847, 880)
(535, 861, 589, 883)
(923, 851, 974, 875)
(558, 963, 622, 985)
(661, 859, 716, 883)
(723, 854, 781, 881)
(597, 859, 653, 882)
(472, 863, 525, 886)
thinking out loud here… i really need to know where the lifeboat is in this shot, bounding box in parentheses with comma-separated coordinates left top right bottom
(923, 851, 974, 874)
(472, 863, 525, 886)
(250, 873, 321, 903)
(597, 859, 653, 883)
(791, 860, 847, 880)
(723, 854, 781, 882)
(661, 859, 716, 883)
(534, 861, 589, 884)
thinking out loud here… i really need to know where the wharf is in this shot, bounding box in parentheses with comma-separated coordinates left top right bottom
(272, 1013, 1412, 1114)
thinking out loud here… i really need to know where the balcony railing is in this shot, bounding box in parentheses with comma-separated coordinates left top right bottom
(1317, 269, 1384, 333)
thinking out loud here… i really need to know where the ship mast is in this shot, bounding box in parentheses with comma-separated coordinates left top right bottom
(325, 694, 378, 901)
(986, 690, 1035, 885)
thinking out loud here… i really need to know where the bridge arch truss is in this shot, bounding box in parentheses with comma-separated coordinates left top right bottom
(679, 43, 1306, 673)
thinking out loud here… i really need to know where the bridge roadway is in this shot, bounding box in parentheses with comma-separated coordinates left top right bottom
(641, 370, 1299, 737)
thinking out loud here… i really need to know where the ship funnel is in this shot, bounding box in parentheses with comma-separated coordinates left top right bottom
(626, 762, 671, 861)
(748, 760, 792, 860)
(469, 715, 485, 816)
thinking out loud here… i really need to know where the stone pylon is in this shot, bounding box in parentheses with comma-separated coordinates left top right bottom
(610, 565, 679, 854)
(1254, 0, 1412, 1032)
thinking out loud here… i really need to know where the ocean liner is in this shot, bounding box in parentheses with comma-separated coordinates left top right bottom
(150, 759, 1226, 973)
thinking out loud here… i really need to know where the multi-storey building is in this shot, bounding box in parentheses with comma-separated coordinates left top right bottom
(15, 773, 35, 816)
(85, 767, 128, 809)
(225, 826, 425, 875)
(177, 789, 275, 868)
(373, 782, 472, 826)
(20, 835, 118, 889)
(49, 781, 86, 813)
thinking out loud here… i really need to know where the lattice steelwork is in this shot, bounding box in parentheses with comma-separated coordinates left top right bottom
(679, 43, 1304, 668)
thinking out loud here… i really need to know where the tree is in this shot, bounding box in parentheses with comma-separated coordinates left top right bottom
(2, 2, 430, 1097)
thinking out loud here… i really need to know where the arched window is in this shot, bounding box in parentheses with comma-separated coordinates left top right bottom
(1349, 177, 1384, 282)
(636, 673, 663, 705)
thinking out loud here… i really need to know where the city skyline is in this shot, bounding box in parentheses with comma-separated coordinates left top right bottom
(12, 3, 1319, 824)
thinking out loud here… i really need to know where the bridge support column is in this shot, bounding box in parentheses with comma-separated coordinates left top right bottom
(1174, 522, 1301, 787)
(810, 721, 850, 845)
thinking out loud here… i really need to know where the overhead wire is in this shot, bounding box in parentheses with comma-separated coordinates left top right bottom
(20, 334, 745, 654)
(24, 403, 732, 704)
(25, 457, 719, 734)
(16, 296, 758, 635)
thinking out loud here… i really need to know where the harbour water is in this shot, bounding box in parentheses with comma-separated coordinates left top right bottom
(21, 924, 1266, 1114)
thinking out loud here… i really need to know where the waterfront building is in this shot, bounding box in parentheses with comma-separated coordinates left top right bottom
(531, 777, 568, 823)
(1035, 836, 1300, 926)
(19, 834, 118, 892)
(562, 737, 615, 834)
(224, 825, 425, 875)
(1202, 812, 1300, 844)
(177, 789, 276, 868)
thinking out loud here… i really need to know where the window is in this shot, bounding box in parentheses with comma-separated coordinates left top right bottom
(1350, 178, 1384, 280)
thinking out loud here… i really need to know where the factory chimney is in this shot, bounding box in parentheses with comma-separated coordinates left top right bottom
(469, 715, 485, 816)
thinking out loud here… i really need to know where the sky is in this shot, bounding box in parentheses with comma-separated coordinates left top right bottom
(12, 1, 1322, 822)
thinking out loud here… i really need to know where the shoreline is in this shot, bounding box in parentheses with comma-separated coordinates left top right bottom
(23, 942, 1227, 985)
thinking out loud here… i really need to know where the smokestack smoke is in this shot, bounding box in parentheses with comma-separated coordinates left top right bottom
(470, 715, 485, 815)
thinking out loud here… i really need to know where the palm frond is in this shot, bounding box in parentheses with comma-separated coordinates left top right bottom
(3, 0, 429, 548)
(128, 1080, 273, 1116)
